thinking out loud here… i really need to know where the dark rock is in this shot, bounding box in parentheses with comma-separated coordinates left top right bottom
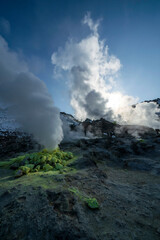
(70, 156, 97, 169)
(1, 110, 160, 240)
(15, 169, 23, 178)
(0, 130, 42, 159)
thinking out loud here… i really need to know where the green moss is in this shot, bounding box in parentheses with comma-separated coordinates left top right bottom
(55, 163, 63, 170)
(34, 165, 41, 172)
(51, 157, 58, 164)
(138, 139, 145, 143)
(41, 156, 47, 162)
(0, 155, 27, 168)
(85, 198, 99, 209)
(61, 160, 67, 166)
(46, 155, 52, 162)
(66, 152, 74, 159)
(69, 187, 100, 209)
(19, 166, 30, 175)
(55, 152, 62, 159)
(41, 148, 48, 154)
(0, 148, 76, 178)
(25, 164, 35, 170)
(69, 187, 84, 200)
(43, 164, 53, 171)
(0, 168, 65, 192)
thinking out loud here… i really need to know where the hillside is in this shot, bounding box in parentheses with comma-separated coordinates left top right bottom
(0, 105, 160, 240)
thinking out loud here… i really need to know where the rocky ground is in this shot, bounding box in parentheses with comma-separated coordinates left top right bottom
(0, 126, 160, 240)
(0, 109, 160, 240)
(0, 132, 41, 162)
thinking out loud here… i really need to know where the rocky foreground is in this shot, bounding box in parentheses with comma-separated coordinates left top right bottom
(0, 119, 160, 240)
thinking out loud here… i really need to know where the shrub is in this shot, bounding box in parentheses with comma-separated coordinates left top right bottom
(85, 198, 99, 209)
(47, 155, 52, 162)
(51, 157, 58, 164)
(59, 169, 64, 174)
(0, 148, 75, 177)
(69, 187, 100, 209)
(43, 164, 53, 172)
(55, 163, 63, 170)
(34, 165, 41, 172)
(41, 148, 48, 153)
(19, 166, 31, 175)
(55, 152, 62, 159)
(25, 164, 34, 169)
(65, 152, 73, 160)
(61, 160, 67, 166)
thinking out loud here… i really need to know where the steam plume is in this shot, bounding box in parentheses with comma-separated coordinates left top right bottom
(0, 36, 63, 148)
(52, 13, 160, 129)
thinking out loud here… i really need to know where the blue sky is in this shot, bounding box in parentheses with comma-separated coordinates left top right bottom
(0, 0, 160, 114)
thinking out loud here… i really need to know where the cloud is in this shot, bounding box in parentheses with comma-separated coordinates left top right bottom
(51, 13, 160, 129)
(0, 36, 63, 148)
(51, 15, 121, 120)
(82, 12, 100, 35)
(84, 90, 108, 118)
(0, 18, 10, 35)
(117, 101, 160, 129)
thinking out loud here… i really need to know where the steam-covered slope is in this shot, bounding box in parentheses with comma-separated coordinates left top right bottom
(0, 103, 160, 240)
(0, 125, 160, 239)
(0, 100, 159, 144)
(0, 108, 20, 132)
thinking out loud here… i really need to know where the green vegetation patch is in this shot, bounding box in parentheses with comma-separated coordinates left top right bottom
(69, 187, 100, 209)
(137, 139, 145, 143)
(0, 148, 74, 178)
(85, 198, 99, 209)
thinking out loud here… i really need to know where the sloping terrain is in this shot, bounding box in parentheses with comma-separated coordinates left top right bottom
(0, 131, 160, 240)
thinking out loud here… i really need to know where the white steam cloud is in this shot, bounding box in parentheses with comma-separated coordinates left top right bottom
(52, 13, 160, 129)
(0, 36, 63, 148)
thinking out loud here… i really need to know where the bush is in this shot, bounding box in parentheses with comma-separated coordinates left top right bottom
(43, 164, 53, 172)
(85, 198, 99, 209)
(0, 148, 75, 177)
(69, 187, 100, 209)
(55, 163, 63, 170)
(25, 164, 34, 170)
(34, 165, 41, 172)
(19, 166, 31, 175)
(47, 155, 52, 162)
(51, 157, 57, 164)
